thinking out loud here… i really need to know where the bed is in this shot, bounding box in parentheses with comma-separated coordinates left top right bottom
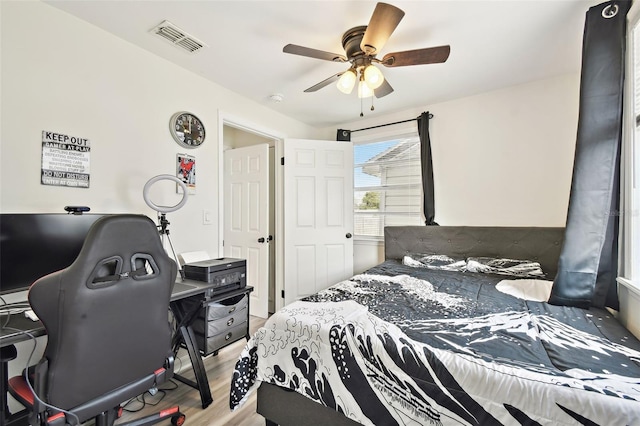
(230, 226, 640, 425)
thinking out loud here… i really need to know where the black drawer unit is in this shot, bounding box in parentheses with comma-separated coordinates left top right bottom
(176, 286, 253, 356)
(194, 292, 249, 355)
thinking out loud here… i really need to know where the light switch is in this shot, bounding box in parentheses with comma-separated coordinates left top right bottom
(203, 210, 213, 225)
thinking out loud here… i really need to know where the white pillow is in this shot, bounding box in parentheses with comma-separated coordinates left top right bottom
(495, 279, 554, 302)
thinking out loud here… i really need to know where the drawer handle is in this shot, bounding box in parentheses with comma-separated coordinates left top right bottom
(225, 332, 232, 341)
(228, 306, 236, 314)
(227, 318, 235, 327)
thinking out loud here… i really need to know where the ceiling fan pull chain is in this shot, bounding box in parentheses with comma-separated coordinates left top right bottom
(371, 96, 375, 111)
(360, 96, 364, 117)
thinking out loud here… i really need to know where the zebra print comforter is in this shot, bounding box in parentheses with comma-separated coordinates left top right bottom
(230, 260, 640, 425)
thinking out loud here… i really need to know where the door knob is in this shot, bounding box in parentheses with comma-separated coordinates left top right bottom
(346, 233, 352, 238)
(258, 237, 265, 243)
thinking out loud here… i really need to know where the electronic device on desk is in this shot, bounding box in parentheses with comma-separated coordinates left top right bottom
(0, 211, 107, 296)
(183, 258, 246, 295)
(64, 205, 90, 215)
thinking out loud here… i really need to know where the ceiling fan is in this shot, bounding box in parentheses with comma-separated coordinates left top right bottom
(283, 2, 450, 99)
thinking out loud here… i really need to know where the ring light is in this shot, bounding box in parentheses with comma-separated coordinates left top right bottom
(142, 174, 189, 279)
(143, 174, 188, 213)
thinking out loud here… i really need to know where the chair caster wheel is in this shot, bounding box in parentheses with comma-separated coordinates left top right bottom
(172, 413, 186, 426)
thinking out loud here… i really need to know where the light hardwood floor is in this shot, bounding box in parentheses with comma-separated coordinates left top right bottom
(117, 316, 267, 426)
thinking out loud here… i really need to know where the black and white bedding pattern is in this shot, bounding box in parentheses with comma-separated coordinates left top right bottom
(230, 261, 640, 425)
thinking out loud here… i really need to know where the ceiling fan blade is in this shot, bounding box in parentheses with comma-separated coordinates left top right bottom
(360, 2, 405, 56)
(304, 72, 345, 93)
(381, 45, 451, 67)
(375, 79, 394, 98)
(283, 44, 347, 63)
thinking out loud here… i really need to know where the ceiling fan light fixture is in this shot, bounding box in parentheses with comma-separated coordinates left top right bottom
(337, 69, 357, 94)
(283, 2, 451, 107)
(358, 79, 374, 99)
(363, 64, 384, 90)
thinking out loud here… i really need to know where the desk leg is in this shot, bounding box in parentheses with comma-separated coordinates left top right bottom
(173, 325, 213, 409)
(1, 345, 29, 426)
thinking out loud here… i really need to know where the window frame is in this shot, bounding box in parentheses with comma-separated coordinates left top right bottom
(619, 2, 640, 296)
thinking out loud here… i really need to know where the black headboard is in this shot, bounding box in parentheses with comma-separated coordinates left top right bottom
(384, 226, 565, 278)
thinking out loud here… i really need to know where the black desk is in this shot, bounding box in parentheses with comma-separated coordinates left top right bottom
(0, 313, 46, 347)
(0, 281, 209, 344)
(0, 279, 253, 422)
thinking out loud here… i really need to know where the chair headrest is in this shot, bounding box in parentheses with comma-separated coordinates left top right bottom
(69, 214, 171, 289)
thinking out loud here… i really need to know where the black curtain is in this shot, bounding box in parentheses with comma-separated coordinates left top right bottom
(418, 112, 438, 225)
(549, 1, 630, 309)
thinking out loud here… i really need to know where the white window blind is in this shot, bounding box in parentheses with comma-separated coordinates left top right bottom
(354, 134, 423, 238)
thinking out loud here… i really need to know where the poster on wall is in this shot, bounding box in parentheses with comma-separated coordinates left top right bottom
(41, 130, 91, 188)
(177, 153, 196, 194)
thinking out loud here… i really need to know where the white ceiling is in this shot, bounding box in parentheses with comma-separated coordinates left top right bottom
(43, 0, 601, 128)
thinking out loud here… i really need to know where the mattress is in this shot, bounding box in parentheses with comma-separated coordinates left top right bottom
(230, 260, 640, 425)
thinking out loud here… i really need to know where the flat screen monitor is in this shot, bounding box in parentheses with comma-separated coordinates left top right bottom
(0, 213, 107, 295)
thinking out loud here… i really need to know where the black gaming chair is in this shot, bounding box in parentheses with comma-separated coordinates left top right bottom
(8, 214, 186, 426)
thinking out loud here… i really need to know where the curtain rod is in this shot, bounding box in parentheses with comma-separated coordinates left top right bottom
(350, 112, 434, 133)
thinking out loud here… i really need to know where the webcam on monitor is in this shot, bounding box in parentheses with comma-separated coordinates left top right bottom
(64, 206, 91, 215)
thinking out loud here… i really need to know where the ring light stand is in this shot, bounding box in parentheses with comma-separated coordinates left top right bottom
(143, 174, 189, 279)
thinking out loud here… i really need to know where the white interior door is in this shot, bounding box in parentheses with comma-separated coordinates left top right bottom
(224, 144, 269, 318)
(283, 138, 354, 305)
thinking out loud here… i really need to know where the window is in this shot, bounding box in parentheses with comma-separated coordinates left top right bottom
(353, 133, 423, 239)
(620, 3, 640, 293)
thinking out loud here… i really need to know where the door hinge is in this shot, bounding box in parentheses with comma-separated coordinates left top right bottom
(281, 290, 285, 298)
(281, 157, 284, 165)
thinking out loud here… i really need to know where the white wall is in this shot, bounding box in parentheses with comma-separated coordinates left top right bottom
(328, 73, 579, 227)
(0, 0, 318, 412)
(223, 126, 275, 150)
(328, 73, 580, 270)
(0, 0, 317, 257)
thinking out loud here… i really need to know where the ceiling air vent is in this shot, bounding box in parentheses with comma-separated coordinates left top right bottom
(150, 20, 207, 53)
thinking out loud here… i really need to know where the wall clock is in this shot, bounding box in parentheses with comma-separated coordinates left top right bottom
(169, 111, 205, 148)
